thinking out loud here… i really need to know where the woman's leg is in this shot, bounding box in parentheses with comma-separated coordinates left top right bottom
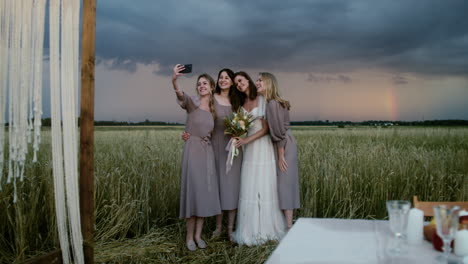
(283, 209, 293, 229)
(186, 217, 196, 242)
(186, 217, 197, 251)
(227, 210, 236, 232)
(227, 209, 236, 241)
(195, 217, 207, 248)
(212, 213, 223, 238)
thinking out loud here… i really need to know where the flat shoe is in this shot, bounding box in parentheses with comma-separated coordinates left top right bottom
(229, 233, 235, 243)
(195, 239, 207, 249)
(228, 228, 235, 242)
(211, 229, 222, 239)
(186, 240, 197, 251)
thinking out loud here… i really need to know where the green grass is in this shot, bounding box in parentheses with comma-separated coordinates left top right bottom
(0, 126, 467, 263)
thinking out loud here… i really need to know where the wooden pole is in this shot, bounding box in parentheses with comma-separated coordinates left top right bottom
(79, 0, 96, 263)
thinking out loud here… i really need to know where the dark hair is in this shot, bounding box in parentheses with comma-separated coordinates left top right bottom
(234, 71, 257, 102)
(215, 68, 235, 94)
(214, 69, 243, 112)
(230, 85, 245, 112)
(215, 68, 245, 112)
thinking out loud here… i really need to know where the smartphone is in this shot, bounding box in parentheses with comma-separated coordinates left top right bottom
(180, 64, 192, 74)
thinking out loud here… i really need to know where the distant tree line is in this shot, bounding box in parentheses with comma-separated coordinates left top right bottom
(39, 118, 183, 126)
(291, 119, 468, 126)
(7, 118, 468, 127)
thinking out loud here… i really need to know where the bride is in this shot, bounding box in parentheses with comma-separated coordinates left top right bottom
(231, 71, 286, 246)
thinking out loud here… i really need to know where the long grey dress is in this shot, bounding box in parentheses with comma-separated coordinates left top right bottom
(177, 93, 221, 219)
(266, 100, 300, 210)
(212, 98, 242, 210)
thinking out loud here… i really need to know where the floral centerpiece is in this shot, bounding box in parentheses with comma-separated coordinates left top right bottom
(223, 108, 253, 172)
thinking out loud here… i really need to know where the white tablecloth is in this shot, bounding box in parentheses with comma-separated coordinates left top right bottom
(266, 218, 465, 264)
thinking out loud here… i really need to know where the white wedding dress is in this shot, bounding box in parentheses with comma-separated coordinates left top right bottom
(232, 95, 286, 246)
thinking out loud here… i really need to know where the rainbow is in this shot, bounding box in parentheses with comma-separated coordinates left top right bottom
(386, 86, 398, 121)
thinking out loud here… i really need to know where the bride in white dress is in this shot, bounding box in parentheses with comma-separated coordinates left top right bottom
(231, 71, 286, 246)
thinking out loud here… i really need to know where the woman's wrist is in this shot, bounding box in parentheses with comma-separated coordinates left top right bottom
(172, 78, 181, 93)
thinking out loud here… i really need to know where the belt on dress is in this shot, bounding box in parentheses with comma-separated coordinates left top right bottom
(189, 135, 214, 192)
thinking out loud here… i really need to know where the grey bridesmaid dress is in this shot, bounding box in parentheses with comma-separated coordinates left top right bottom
(266, 100, 300, 210)
(212, 98, 242, 211)
(177, 93, 221, 219)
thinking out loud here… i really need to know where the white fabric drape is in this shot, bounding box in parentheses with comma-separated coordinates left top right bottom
(50, 0, 84, 263)
(31, 0, 46, 163)
(61, 0, 84, 263)
(1, 1, 84, 263)
(0, 0, 11, 190)
(49, 0, 72, 262)
(0, 0, 45, 201)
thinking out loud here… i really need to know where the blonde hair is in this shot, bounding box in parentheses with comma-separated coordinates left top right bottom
(260, 72, 290, 110)
(196, 74, 216, 119)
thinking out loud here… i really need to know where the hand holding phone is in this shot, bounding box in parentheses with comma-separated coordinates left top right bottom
(180, 64, 192, 74)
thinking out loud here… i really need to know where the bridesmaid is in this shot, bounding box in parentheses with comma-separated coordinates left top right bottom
(172, 64, 221, 251)
(183, 69, 244, 239)
(258, 72, 300, 230)
(210, 69, 244, 239)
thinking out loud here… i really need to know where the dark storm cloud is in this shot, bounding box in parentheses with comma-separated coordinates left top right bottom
(95, 0, 468, 76)
(392, 75, 409, 85)
(307, 73, 352, 83)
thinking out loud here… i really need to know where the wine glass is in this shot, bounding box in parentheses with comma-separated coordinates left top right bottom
(434, 205, 460, 263)
(386, 200, 411, 255)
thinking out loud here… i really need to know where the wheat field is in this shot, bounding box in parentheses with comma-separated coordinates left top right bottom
(0, 126, 467, 263)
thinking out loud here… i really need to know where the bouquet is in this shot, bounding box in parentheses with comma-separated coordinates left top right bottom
(223, 108, 253, 173)
(224, 108, 253, 138)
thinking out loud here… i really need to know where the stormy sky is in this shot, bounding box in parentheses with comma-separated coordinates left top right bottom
(54, 0, 468, 122)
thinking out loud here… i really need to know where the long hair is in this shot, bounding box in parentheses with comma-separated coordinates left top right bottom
(230, 85, 245, 112)
(260, 72, 291, 110)
(214, 68, 243, 112)
(234, 71, 257, 102)
(215, 68, 235, 94)
(196, 73, 216, 119)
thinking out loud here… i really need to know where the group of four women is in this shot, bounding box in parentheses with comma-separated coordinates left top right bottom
(171, 64, 300, 251)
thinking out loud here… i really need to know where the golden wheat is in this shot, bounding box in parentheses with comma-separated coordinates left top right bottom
(0, 127, 467, 263)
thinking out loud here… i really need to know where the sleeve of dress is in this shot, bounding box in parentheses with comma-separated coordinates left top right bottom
(176, 92, 198, 113)
(266, 100, 287, 148)
(257, 95, 266, 118)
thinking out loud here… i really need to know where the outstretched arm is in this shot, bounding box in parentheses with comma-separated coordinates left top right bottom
(173, 64, 191, 141)
(234, 118, 269, 147)
(172, 64, 185, 99)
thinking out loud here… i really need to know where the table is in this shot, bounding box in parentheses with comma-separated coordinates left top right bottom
(266, 218, 465, 264)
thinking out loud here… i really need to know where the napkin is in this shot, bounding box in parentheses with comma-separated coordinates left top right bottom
(407, 208, 424, 244)
(459, 210, 468, 217)
(455, 229, 468, 257)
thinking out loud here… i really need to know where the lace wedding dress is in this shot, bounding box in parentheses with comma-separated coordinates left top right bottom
(232, 95, 286, 246)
